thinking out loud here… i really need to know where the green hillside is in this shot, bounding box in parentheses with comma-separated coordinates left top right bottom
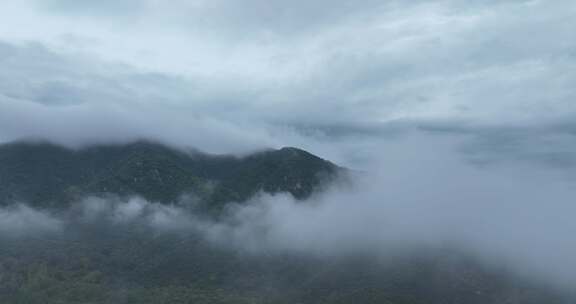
(0, 141, 342, 210)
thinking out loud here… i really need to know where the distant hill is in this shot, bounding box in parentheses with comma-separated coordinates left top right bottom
(0, 140, 344, 210)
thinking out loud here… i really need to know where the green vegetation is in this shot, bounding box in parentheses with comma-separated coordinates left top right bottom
(0, 141, 342, 210)
(0, 224, 572, 304)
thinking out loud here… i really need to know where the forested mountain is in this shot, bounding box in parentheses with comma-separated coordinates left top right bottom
(0, 141, 341, 210)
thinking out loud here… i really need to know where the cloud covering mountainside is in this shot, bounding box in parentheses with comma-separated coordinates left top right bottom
(1, 1, 576, 303)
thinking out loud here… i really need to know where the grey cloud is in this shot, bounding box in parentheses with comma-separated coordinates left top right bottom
(43, 0, 146, 17)
(463, 131, 576, 169)
(1, 26, 576, 170)
(39, 0, 392, 36)
(37, 0, 543, 38)
(1, 1, 576, 165)
(0, 95, 278, 154)
(412, 121, 576, 169)
(15, 0, 576, 128)
(194, 0, 388, 36)
(0, 42, 198, 107)
(0, 41, 283, 154)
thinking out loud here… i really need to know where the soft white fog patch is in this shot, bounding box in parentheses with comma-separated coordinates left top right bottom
(0, 96, 279, 154)
(198, 135, 576, 287)
(0, 204, 62, 236)
(74, 197, 196, 231)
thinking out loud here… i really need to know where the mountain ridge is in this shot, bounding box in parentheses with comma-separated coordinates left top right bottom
(0, 140, 344, 210)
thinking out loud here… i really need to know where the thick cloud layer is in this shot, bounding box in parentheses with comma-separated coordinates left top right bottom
(0, 1, 575, 163)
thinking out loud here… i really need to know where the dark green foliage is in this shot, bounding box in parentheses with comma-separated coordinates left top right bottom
(0, 141, 342, 209)
(207, 147, 340, 209)
(0, 226, 572, 304)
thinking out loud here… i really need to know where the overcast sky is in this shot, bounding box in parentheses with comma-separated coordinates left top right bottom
(0, 0, 574, 165)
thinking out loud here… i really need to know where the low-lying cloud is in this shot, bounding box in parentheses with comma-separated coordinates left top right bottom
(0, 204, 62, 237)
(208, 136, 576, 288)
(1, 134, 576, 290)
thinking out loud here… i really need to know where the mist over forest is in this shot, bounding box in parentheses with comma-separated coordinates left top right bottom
(1, 1, 576, 303)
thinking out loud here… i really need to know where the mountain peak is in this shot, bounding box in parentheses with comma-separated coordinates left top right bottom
(279, 146, 306, 153)
(276, 146, 316, 158)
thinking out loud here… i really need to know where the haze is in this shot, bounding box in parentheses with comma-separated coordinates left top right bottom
(1, 0, 576, 298)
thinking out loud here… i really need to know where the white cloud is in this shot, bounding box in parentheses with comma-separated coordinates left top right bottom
(0, 204, 62, 236)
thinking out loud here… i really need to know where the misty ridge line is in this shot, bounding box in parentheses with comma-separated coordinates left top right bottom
(1, 138, 576, 268)
(0, 139, 346, 211)
(0, 137, 575, 302)
(1, 146, 576, 289)
(0, 139, 353, 251)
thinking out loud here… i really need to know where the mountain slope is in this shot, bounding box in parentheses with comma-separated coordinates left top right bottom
(0, 140, 343, 209)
